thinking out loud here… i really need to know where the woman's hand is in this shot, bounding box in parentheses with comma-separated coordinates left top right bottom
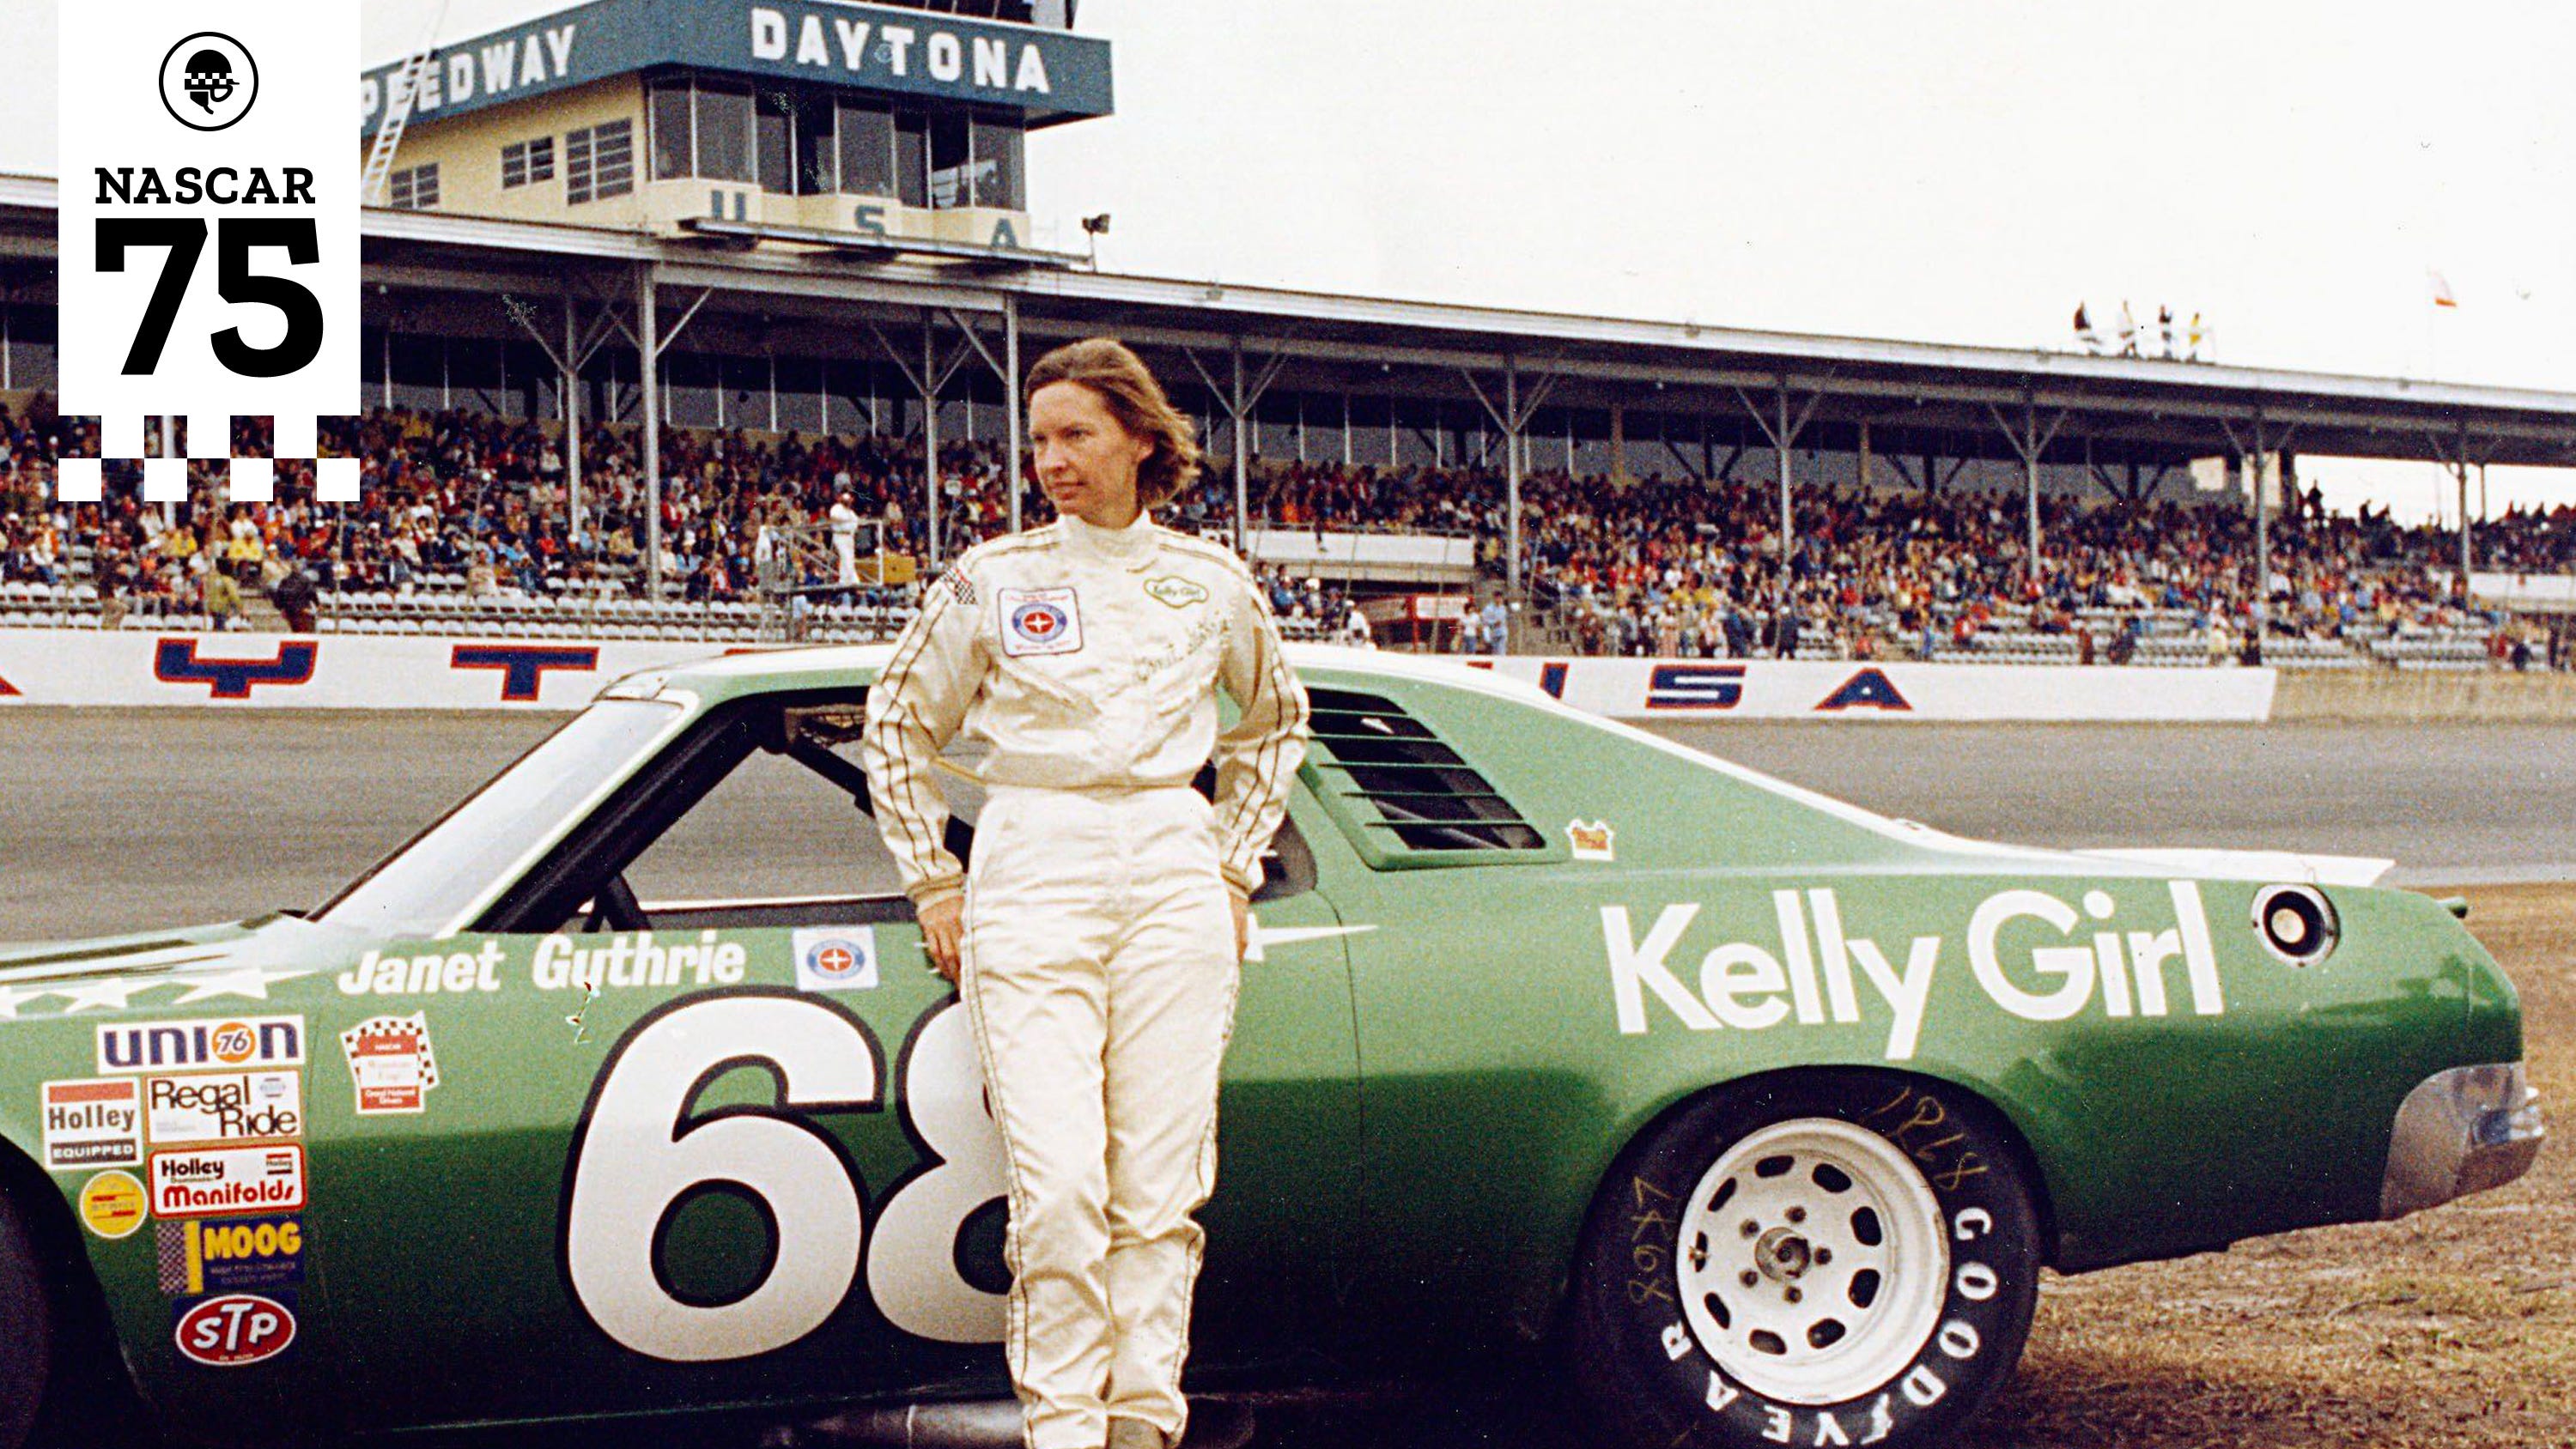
(1230, 889, 1249, 963)
(918, 895, 965, 982)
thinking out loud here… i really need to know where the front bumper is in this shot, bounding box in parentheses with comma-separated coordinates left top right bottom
(2381, 1063, 2546, 1219)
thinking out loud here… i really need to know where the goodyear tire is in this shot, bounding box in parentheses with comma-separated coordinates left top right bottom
(1566, 1072, 2041, 1449)
(0, 1188, 53, 1449)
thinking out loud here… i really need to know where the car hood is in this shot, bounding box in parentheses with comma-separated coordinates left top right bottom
(2068, 847, 2394, 887)
(1873, 817, 2396, 887)
(0, 914, 310, 986)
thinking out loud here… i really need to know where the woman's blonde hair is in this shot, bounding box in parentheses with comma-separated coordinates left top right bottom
(1025, 337, 1202, 508)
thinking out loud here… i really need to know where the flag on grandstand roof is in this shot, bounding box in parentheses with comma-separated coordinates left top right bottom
(2428, 270, 2459, 308)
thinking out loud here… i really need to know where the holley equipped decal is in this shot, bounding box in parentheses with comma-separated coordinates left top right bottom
(42, 1078, 142, 1169)
(1602, 881, 2226, 1059)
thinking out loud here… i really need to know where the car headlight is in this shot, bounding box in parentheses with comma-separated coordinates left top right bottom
(2251, 883, 2338, 966)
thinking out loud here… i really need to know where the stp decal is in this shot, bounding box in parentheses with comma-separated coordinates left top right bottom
(173, 1292, 297, 1367)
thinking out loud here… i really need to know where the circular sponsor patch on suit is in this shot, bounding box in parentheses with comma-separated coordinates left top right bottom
(159, 32, 260, 133)
(805, 940, 864, 985)
(80, 1170, 149, 1240)
(1011, 602, 1067, 642)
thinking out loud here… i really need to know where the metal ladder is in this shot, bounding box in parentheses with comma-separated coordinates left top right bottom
(361, 49, 434, 204)
(361, 1, 453, 205)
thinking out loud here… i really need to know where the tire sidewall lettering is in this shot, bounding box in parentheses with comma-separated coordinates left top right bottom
(1586, 1074, 2038, 1448)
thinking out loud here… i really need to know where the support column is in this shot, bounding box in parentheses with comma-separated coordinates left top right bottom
(1463, 357, 1561, 651)
(1733, 378, 1826, 613)
(601, 270, 710, 599)
(923, 321, 940, 567)
(1506, 359, 1522, 603)
(1182, 341, 1285, 554)
(2460, 427, 2474, 591)
(2223, 407, 2300, 656)
(638, 270, 661, 601)
(564, 298, 583, 540)
(1984, 397, 2069, 580)
(2428, 421, 2476, 597)
(1232, 342, 1249, 549)
(937, 302, 1026, 538)
(869, 314, 980, 567)
(1003, 295, 1022, 536)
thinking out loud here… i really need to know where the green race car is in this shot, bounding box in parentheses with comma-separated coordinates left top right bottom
(0, 648, 2544, 1449)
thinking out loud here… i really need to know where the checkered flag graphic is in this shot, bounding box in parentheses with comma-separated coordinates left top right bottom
(155, 1223, 191, 1295)
(56, 416, 361, 506)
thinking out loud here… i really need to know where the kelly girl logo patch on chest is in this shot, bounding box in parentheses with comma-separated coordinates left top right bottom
(997, 587, 1085, 657)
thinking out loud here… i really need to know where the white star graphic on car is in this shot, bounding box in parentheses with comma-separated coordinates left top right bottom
(0, 984, 48, 1020)
(162, 964, 319, 1004)
(1243, 919, 1376, 964)
(52, 979, 154, 1013)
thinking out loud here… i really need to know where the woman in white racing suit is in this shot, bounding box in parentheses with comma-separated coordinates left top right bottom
(861, 336, 1309, 1449)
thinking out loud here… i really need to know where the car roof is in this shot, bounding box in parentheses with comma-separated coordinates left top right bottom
(639, 642, 1561, 709)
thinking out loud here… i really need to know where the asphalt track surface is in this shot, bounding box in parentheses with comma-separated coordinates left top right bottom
(3, 707, 2572, 1449)
(2, 709, 2569, 942)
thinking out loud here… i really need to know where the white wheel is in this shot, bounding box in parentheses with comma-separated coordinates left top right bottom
(1673, 1118, 1949, 1405)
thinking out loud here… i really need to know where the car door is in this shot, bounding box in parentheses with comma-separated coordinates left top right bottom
(320, 690, 1359, 1430)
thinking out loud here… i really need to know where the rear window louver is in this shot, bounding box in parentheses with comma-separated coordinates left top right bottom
(1303, 688, 1547, 856)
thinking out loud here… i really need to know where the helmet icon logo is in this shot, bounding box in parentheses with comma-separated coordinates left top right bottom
(185, 51, 236, 114)
(160, 32, 258, 132)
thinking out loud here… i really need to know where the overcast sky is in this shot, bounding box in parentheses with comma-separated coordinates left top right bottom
(14, 2, 2574, 521)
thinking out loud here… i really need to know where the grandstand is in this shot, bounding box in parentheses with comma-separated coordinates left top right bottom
(4, 1, 2575, 670)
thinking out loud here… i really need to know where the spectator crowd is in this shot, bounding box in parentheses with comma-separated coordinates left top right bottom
(1, 391, 2568, 667)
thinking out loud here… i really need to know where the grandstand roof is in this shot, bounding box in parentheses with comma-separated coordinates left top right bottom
(355, 0, 1114, 136)
(4, 173, 2573, 471)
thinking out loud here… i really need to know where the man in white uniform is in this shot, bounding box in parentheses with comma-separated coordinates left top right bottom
(862, 339, 1308, 1449)
(829, 491, 861, 589)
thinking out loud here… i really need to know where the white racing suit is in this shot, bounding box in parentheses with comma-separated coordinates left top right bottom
(860, 510, 1309, 1449)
